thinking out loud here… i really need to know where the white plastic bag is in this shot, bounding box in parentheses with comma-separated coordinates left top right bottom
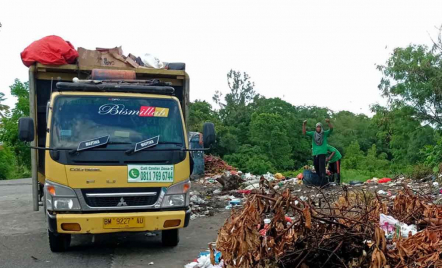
(184, 262, 198, 268)
(380, 214, 399, 233)
(380, 214, 417, 238)
(396, 222, 417, 238)
(141, 53, 164, 69)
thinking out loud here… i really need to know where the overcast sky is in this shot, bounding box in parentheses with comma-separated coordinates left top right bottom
(1, 0, 442, 115)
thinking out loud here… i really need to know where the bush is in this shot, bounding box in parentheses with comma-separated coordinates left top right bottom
(407, 164, 433, 180)
(224, 145, 275, 174)
(244, 156, 275, 175)
(422, 137, 442, 173)
(0, 147, 14, 180)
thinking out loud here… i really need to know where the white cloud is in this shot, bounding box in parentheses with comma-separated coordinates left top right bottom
(0, 0, 441, 115)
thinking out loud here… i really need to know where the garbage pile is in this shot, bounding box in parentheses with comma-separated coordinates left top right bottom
(215, 180, 442, 268)
(189, 177, 245, 220)
(189, 157, 240, 220)
(204, 155, 236, 176)
(190, 159, 441, 223)
(185, 243, 224, 268)
(189, 187, 226, 220)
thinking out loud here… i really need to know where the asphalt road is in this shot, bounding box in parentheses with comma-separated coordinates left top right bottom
(0, 179, 226, 268)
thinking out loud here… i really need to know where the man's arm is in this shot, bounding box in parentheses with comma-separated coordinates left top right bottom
(325, 118, 333, 130)
(303, 120, 307, 135)
(326, 151, 335, 162)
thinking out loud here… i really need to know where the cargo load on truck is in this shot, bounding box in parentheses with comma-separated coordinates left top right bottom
(20, 35, 185, 70)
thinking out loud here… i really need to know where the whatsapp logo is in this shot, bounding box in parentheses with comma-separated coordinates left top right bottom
(129, 168, 140, 179)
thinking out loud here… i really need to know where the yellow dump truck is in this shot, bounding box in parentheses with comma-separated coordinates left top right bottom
(18, 64, 215, 252)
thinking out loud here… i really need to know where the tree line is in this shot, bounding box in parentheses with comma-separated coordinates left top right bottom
(188, 29, 442, 181)
(1, 29, 442, 181)
(0, 80, 31, 179)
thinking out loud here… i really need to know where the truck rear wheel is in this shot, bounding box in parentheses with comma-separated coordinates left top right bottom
(161, 229, 179, 247)
(48, 230, 71, 252)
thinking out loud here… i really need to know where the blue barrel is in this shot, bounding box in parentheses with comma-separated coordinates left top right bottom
(303, 170, 329, 186)
(189, 132, 204, 176)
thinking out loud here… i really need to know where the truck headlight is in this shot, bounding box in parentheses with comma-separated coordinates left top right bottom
(161, 180, 190, 208)
(45, 180, 81, 211)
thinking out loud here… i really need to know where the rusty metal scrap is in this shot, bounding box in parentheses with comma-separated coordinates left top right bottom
(216, 183, 442, 268)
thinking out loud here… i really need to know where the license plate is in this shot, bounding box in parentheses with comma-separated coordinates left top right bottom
(103, 217, 145, 229)
(128, 165, 174, 183)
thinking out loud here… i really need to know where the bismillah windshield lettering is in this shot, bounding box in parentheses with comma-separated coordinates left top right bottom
(98, 104, 169, 117)
(98, 104, 142, 116)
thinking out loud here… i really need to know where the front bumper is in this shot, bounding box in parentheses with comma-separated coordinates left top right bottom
(48, 208, 191, 234)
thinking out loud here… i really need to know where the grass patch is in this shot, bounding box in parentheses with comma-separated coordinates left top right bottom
(341, 169, 392, 183)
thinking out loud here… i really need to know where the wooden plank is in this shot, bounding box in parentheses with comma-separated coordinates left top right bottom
(35, 63, 186, 76)
(36, 72, 77, 81)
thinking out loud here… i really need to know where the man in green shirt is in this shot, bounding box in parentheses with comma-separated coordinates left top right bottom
(326, 145, 342, 184)
(303, 119, 333, 182)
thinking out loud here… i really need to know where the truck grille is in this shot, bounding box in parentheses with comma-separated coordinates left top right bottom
(81, 188, 161, 207)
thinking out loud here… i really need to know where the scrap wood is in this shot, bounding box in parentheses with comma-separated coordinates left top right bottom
(216, 174, 245, 191)
(386, 226, 442, 268)
(217, 187, 379, 268)
(216, 181, 442, 268)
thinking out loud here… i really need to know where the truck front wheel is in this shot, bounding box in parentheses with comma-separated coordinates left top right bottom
(48, 230, 71, 252)
(161, 229, 179, 247)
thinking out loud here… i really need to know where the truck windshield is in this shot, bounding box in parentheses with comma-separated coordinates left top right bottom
(50, 96, 184, 149)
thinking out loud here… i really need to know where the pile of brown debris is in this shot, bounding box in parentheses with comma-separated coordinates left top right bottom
(216, 182, 442, 268)
(204, 155, 236, 176)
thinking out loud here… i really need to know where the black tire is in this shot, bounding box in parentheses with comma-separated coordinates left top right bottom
(48, 230, 71, 252)
(161, 229, 179, 247)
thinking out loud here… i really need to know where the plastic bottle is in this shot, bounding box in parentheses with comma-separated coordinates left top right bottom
(262, 219, 271, 250)
(264, 218, 271, 226)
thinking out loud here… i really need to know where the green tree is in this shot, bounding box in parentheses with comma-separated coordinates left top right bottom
(371, 104, 436, 165)
(422, 136, 442, 173)
(211, 125, 240, 157)
(341, 141, 364, 170)
(250, 113, 293, 170)
(329, 111, 377, 154)
(363, 144, 389, 173)
(188, 100, 219, 132)
(0, 79, 31, 176)
(210, 70, 259, 157)
(0, 92, 9, 118)
(224, 145, 275, 174)
(377, 31, 442, 127)
(213, 70, 257, 112)
(252, 97, 311, 167)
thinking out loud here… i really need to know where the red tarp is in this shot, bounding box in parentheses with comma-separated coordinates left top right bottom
(20, 35, 78, 67)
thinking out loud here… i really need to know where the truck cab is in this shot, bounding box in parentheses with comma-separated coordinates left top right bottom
(18, 64, 215, 252)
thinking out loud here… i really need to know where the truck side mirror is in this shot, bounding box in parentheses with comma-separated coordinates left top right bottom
(18, 117, 35, 142)
(203, 122, 215, 148)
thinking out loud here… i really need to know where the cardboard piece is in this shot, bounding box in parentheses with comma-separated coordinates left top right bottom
(125, 56, 140, 68)
(77, 47, 132, 68)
